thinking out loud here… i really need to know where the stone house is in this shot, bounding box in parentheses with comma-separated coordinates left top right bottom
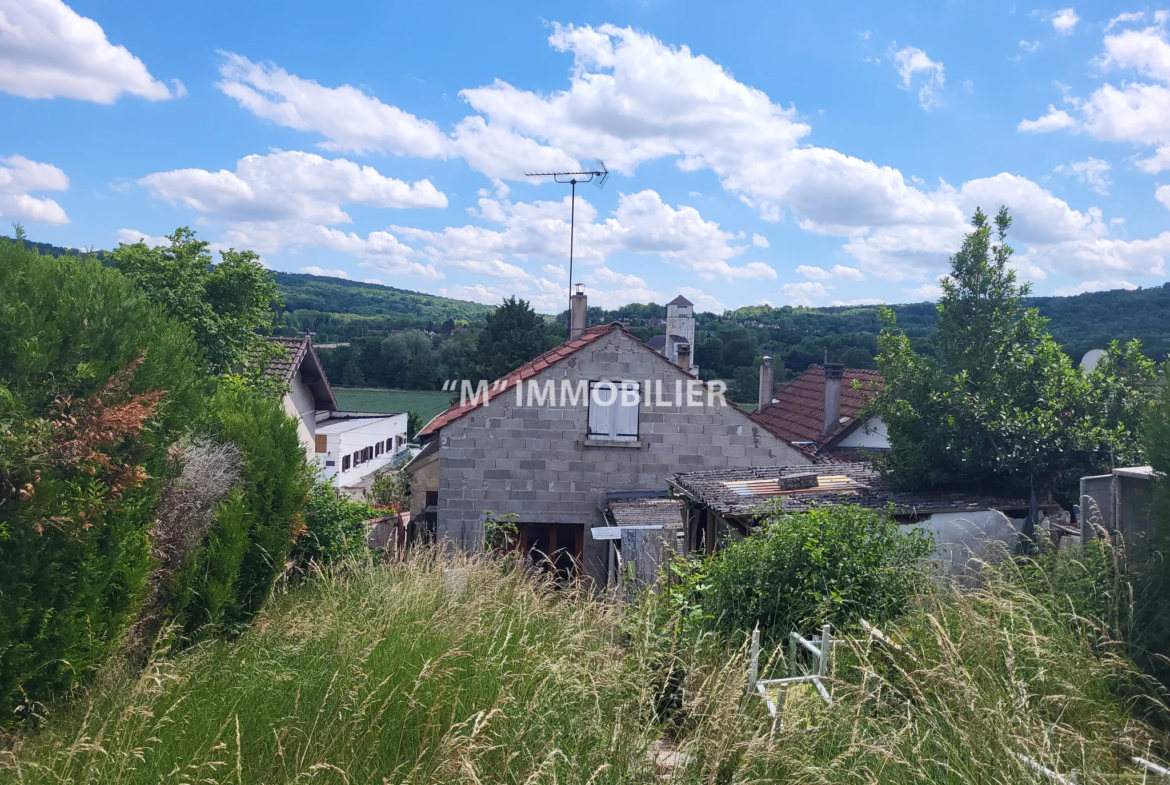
(406, 306, 810, 584)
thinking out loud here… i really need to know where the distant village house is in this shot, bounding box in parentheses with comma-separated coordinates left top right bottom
(267, 335, 410, 498)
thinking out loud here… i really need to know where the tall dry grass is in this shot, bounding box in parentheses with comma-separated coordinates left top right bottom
(634, 551, 1169, 784)
(0, 553, 655, 784)
(3, 547, 1167, 784)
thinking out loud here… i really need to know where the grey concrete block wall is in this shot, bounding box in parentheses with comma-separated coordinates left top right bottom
(430, 328, 811, 582)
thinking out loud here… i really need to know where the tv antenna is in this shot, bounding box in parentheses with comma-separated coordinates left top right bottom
(525, 161, 608, 319)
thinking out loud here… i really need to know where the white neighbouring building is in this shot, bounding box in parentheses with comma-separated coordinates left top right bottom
(266, 335, 410, 497)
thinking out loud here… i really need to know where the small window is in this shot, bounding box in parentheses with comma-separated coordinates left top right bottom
(342, 455, 350, 471)
(314, 434, 328, 453)
(587, 381, 639, 442)
(353, 451, 360, 465)
(325, 460, 335, 467)
(375, 442, 382, 456)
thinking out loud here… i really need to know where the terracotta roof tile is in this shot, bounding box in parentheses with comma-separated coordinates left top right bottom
(751, 364, 883, 451)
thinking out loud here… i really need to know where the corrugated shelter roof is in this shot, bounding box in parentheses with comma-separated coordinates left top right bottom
(417, 323, 623, 438)
(607, 497, 685, 528)
(670, 462, 1027, 519)
(264, 335, 338, 411)
(752, 364, 883, 451)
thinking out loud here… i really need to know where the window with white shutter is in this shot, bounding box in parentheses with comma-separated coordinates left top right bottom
(588, 381, 639, 441)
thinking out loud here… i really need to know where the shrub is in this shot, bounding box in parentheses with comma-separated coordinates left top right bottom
(164, 384, 310, 640)
(290, 478, 377, 567)
(697, 504, 932, 641)
(0, 240, 207, 724)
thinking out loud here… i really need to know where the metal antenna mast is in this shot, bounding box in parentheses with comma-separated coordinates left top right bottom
(525, 161, 608, 318)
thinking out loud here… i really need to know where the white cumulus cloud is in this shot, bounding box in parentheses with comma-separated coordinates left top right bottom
(1157, 184, 1170, 209)
(0, 154, 69, 224)
(216, 53, 448, 158)
(1018, 104, 1079, 133)
(0, 0, 176, 102)
(299, 266, 350, 279)
(139, 149, 447, 222)
(796, 264, 865, 281)
(1054, 158, 1112, 194)
(780, 281, 831, 306)
(1052, 8, 1080, 35)
(892, 45, 946, 110)
(204, 24, 1170, 294)
(392, 189, 776, 282)
(1022, 22, 1170, 172)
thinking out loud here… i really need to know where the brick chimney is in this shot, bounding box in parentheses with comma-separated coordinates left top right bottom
(677, 342, 691, 374)
(758, 355, 774, 412)
(569, 283, 587, 340)
(822, 355, 844, 438)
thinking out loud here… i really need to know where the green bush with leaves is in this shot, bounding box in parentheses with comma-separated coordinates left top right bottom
(291, 479, 377, 567)
(694, 504, 932, 641)
(164, 385, 310, 640)
(0, 239, 208, 724)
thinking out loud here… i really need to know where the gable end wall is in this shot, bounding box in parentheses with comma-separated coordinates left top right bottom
(434, 331, 810, 580)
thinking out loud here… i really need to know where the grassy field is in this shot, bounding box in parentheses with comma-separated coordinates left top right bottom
(3, 548, 1164, 784)
(333, 387, 453, 422)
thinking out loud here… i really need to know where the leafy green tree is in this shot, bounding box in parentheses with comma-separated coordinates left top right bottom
(113, 228, 282, 378)
(466, 296, 550, 381)
(872, 207, 1158, 502)
(380, 330, 437, 389)
(340, 352, 366, 386)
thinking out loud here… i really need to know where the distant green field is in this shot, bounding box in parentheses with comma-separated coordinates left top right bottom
(333, 387, 453, 422)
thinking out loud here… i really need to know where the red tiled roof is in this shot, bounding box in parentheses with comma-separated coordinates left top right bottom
(751, 364, 883, 451)
(416, 322, 623, 438)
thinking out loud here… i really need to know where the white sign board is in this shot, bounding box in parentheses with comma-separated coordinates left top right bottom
(591, 525, 664, 540)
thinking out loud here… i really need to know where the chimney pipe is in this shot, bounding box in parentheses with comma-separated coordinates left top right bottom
(822, 356, 844, 438)
(569, 283, 587, 341)
(677, 342, 691, 374)
(758, 356, 774, 412)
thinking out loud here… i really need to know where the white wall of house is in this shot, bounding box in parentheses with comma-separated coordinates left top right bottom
(836, 418, 889, 449)
(283, 370, 319, 463)
(315, 413, 409, 487)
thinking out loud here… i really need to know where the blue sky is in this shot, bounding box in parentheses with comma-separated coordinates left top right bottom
(2, 0, 1169, 312)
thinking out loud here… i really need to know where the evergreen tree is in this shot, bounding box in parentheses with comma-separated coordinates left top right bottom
(466, 296, 550, 381)
(872, 207, 1157, 502)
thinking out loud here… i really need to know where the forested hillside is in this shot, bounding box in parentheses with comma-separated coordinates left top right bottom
(16, 234, 1169, 396)
(273, 272, 494, 340)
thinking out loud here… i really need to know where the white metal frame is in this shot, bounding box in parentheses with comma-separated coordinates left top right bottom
(748, 624, 835, 726)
